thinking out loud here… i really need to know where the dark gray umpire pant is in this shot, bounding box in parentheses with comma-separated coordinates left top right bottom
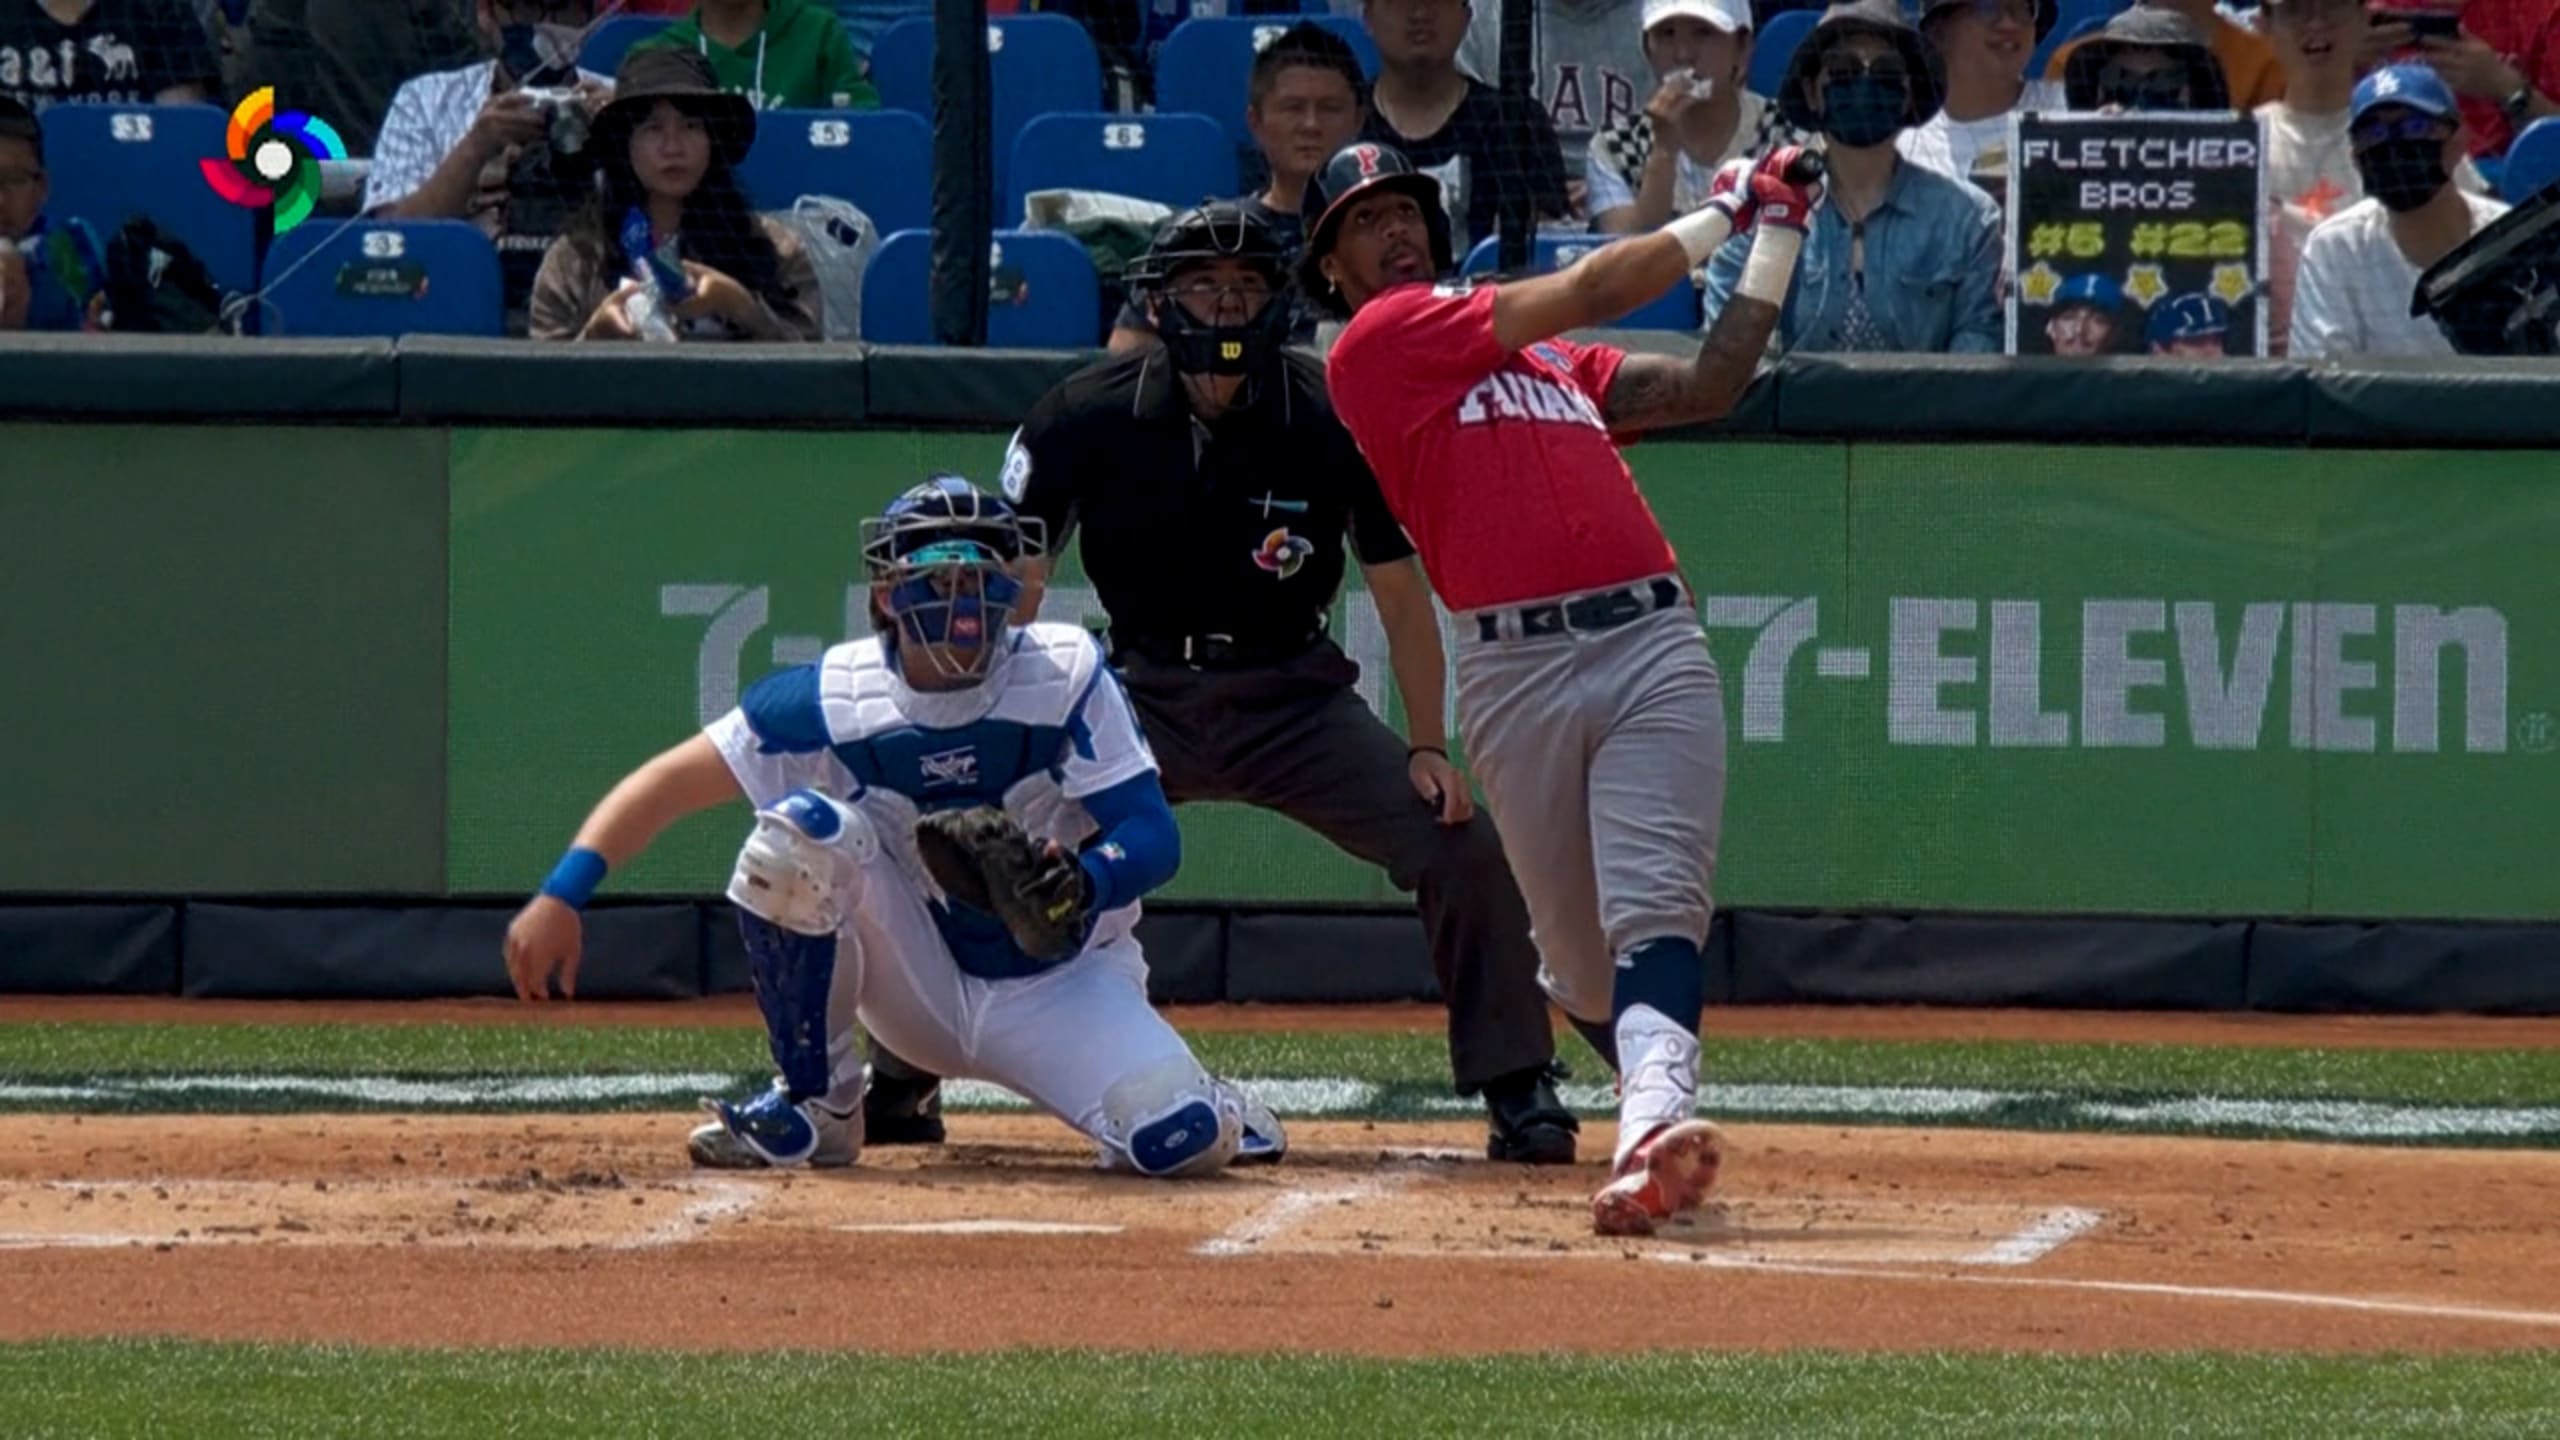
(1118, 638, 1557, 1094)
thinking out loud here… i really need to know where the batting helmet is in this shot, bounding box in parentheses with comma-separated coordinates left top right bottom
(860, 476, 1047, 683)
(1125, 200, 1296, 378)
(2146, 292, 2232, 349)
(2052, 272, 2124, 313)
(1297, 141, 1455, 317)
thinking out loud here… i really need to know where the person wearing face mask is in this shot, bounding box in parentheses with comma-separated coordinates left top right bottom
(366, 0, 613, 334)
(633, 0, 874, 111)
(1700, 0, 2003, 353)
(1901, 0, 2064, 192)
(2046, 0, 2281, 110)
(2059, 6, 2234, 112)
(2292, 63, 2508, 357)
(2257, 0, 2487, 353)
(1106, 23, 1366, 353)
(1587, 0, 1805, 234)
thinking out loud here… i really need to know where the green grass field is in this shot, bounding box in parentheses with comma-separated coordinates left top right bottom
(4, 1341, 2558, 1439)
(7, 1016, 2559, 1434)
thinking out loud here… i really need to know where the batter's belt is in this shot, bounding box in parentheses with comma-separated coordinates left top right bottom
(1465, 576, 1689, 645)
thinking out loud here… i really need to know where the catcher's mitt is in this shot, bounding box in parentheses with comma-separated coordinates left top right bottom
(913, 806, 1092, 960)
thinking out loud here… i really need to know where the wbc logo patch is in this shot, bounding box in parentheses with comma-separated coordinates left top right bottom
(1254, 528, 1315, 580)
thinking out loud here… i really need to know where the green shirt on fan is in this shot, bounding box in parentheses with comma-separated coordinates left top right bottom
(641, 0, 878, 111)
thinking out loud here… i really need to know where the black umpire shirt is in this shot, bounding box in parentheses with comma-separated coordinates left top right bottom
(1003, 345, 1415, 657)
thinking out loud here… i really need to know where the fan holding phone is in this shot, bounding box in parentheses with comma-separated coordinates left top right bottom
(2367, 1, 2560, 158)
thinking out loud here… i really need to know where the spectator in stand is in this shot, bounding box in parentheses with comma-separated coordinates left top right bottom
(2259, 0, 2487, 351)
(1701, 0, 2003, 351)
(2047, 0, 2280, 109)
(2368, 1, 2560, 162)
(2060, 6, 2233, 110)
(223, 1, 482, 158)
(366, 0, 613, 334)
(1587, 0, 1803, 234)
(0, 0, 219, 111)
(1902, 0, 2064, 192)
(2293, 62, 2507, 356)
(1359, 0, 1570, 256)
(530, 46, 818, 340)
(1459, 0, 1646, 199)
(634, 0, 875, 110)
(1106, 21, 1363, 353)
(0, 95, 100, 329)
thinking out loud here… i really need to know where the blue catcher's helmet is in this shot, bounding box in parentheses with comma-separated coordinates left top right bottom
(859, 475, 1048, 684)
(2147, 292, 2233, 350)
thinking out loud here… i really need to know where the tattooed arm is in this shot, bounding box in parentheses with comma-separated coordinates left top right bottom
(1599, 296, 1782, 432)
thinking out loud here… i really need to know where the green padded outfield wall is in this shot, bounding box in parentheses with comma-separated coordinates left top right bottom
(0, 424, 450, 893)
(446, 430, 2560, 919)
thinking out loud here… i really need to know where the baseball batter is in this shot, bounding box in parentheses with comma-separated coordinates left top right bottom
(502, 476, 1283, 1177)
(1299, 140, 1816, 1235)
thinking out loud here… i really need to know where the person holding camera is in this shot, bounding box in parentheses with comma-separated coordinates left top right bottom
(529, 47, 818, 341)
(365, 0, 614, 333)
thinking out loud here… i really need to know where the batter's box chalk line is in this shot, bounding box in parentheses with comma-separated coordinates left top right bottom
(1192, 1167, 1424, 1257)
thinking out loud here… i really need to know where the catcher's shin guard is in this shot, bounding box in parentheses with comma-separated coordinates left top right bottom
(738, 912, 841, 1104)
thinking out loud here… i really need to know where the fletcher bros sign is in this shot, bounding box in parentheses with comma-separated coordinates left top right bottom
(2006, 113, 2268, 357)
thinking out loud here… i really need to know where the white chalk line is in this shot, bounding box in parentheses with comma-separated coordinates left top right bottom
(1193, 1170, 1417, 1257)
(1966, 1206, 2108, 1266)
(609, 1179, 770, 1251)
(1646, 1252, 2560, 1330)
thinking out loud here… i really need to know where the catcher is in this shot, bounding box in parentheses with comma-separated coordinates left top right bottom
(501, 475, 1284, 1176)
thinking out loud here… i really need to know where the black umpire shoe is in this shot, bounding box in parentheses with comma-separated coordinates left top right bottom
(1482, 1062, 1579, 1165)
(862, 1065, 947, 1146)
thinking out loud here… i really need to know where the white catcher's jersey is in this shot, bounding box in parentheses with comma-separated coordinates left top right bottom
(705, 622, 1159, 979)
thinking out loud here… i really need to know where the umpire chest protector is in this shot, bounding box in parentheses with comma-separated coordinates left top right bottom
(1004, 346, 1416, 660)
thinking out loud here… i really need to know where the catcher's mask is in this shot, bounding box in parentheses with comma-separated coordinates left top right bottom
(860, 476, 1047, 684)
(1127, 200, 1293, 380)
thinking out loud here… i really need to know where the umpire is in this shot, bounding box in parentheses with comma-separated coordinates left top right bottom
(863, 201, 1578, 1165)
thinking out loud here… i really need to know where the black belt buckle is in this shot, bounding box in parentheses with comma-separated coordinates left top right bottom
(1482, 577, 1681, 643)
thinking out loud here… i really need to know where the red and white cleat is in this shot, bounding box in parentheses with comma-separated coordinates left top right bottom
(1592, 1118, 1725, 1237)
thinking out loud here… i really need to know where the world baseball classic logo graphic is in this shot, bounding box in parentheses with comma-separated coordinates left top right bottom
(198, 88, 347, 235)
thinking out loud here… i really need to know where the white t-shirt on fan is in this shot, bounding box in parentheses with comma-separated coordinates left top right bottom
(2289, 192, 2510, 359)
(1897, 81, 2066, 192)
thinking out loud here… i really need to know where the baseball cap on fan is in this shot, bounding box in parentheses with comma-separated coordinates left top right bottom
(1642, 0, 1751, 34)
(2351, 63, 2460, 126)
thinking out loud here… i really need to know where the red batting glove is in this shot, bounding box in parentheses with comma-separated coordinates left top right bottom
(1705, 156, 1759, 232)
(1747, 146, 1824, 234)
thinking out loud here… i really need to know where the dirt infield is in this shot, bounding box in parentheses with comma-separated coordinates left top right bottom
(6, 1112, 2559, 1355)
(12, 994, 2555, 1050)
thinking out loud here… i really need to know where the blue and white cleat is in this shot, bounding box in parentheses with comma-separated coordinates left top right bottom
(688, 1083, 859, 1169)
(1228, 1082, 1287, 1167)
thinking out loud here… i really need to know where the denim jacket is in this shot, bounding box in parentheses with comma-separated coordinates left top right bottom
(1700, 157, 2005, 355)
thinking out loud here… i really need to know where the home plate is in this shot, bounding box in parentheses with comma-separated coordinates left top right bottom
(832, 1220, 1126, 1236)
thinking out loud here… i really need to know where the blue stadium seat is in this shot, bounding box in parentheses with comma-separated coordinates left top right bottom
(2030, 0, 2131, 78)
(871, 15, 1103, 208)
(2500, 117, 2560, 202)
(580, 15, 677, 75)
(1006, 112, 1239, 221)
(1748, 11, 1818, 99)
(1153, 17, 1382, 154)
(1462, 233, 1699, 330)
(861, 227, 1103, 348)
(735, 109, 934, 233)
(38, 104, 257, 297)
(256, 220, 503, 337)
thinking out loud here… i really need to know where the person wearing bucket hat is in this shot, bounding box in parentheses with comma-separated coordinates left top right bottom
(1588, 0, 1810, 234)
(530, 46, 820, 342)
(2059, 6, 2234, 111)
(2043, 270, 2127, 353)
(1701, 0, 2003, 353)
(2046, 0, 2281, 111)
(2292, 63, 2507, 357)
(1900, 0, 2065, 190)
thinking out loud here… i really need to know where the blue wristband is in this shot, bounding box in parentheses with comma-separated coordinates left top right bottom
(540, 847, 608, 910)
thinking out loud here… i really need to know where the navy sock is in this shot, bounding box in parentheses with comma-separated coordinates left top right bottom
(1612, 936, 1705, 1038)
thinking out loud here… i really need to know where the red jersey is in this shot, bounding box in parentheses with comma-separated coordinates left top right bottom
(1324, 282, 1682, 612)
(2389, 0, 2560, 157)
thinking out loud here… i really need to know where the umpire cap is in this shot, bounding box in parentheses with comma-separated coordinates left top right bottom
(1297, 141, 1455, 316)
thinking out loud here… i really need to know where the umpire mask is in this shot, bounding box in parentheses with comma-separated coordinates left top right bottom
(1132, 202, 1294, 381)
